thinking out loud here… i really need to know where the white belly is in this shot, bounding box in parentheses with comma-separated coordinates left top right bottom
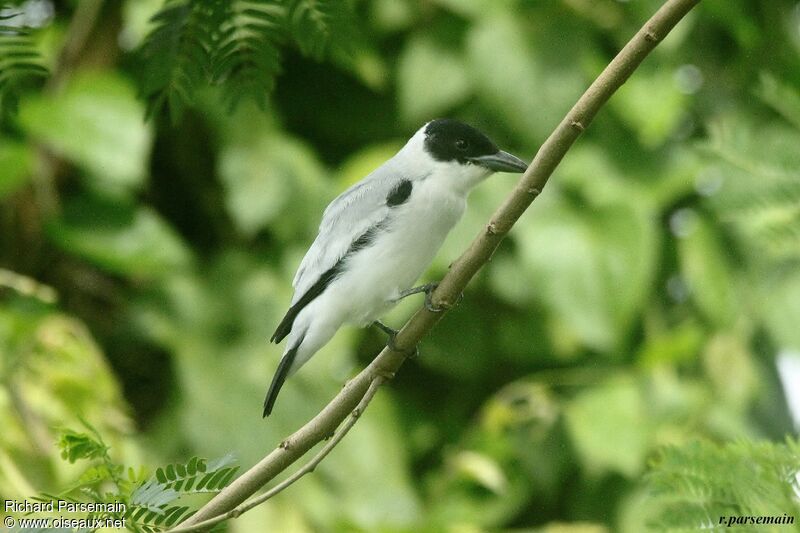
(327, 180, 466, 325)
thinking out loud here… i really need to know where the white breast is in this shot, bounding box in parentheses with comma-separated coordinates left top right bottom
(326, 170, 467, 325)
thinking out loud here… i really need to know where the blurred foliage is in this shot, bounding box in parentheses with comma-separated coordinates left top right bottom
(0, 7, 48, 120)
(139, 0, 360, 120)
(1, 0, 799, 532)
(645, 438, 800, 531)
(29, 421, 240, 532)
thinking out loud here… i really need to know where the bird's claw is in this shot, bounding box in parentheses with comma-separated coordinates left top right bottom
(395, 282, 456, 312)
(422, 283, 464, 313)
(372, 320, 398, 338)
(386, 332, 420, 359)
(372, 321, 419, 358)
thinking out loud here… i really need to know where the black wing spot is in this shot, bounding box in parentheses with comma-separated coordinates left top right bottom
(387, 180, 412, 207)
(270, 221, 386, 344)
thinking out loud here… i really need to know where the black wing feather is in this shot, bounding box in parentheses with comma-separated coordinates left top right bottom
(269, 222, 385, 344)
(270, 265, 339, 344)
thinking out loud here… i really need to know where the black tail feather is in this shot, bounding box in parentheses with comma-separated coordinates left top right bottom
(270, 310, 295, 344)
(263, 341, 301, 417)
(270, 226, 381, 344)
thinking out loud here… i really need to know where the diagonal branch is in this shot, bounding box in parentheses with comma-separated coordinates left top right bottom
(175, 0, 701, 529)
(168, 377, 386, 533)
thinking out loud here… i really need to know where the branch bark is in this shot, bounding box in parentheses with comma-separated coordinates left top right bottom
(177, 0, 700, 528)
(168, 377, 386, 533)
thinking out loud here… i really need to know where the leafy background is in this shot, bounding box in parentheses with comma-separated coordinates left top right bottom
(1, 0, 800, 531)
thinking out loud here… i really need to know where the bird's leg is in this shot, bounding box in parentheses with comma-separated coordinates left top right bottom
(372, 320, 398, 338)
(371, 320, 419, 358)
(394, 282, 463, 313)
(394, 282, 436, 301)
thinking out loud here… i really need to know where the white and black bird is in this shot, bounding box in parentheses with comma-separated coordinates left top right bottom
(264, 118, 528, 416)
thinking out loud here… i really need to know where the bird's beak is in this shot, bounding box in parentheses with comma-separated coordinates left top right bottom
(468, 151, 529, 173)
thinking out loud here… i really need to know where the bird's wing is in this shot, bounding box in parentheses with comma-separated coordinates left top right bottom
(292, 165, 403, 299)
(270, 162, 407, 344)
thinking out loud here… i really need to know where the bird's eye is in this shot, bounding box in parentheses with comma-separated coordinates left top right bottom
(455, 139, 468, 151)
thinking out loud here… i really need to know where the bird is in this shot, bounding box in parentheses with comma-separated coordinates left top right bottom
(263, 118, 528, 417)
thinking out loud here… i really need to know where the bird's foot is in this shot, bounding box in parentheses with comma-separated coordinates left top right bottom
(372, 319, 398, 338)
(371, 320, 419, 358)
(395, 282, 463, 313)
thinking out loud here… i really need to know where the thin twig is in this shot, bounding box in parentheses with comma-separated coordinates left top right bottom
(167, 377, 387, 533)
(32, 0, 105, 218)
(47, 0, 105, 90)
(177, 0, 701, 528)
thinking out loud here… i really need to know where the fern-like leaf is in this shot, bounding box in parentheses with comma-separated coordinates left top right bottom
(138, 0, 217, 122)
(128, 504, 194, 532)
(138, 0, 361, 119)
(132, 455, 238, 504)
(0, 10, 48, 119)
(128, 454, 237, 531)
(287, 0, 358, 59)
(645, 439, 800, 532)
(702, 114, 800, 265)
(211, 0, 284, 110)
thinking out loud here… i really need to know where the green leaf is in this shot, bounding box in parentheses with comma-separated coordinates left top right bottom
(702, 115, 800, 264)
(756, 72, 800, 130)
(218, 130, 329, 237)
(186, 456, 198, 475)
(18, 71, 151, 193)
(57, 430, 108, 463)
(131, 478, 179, 511)
(638, 321, 704, 367)
(703, 333, 758, 408)
(397, 35, 471, 124)
(369, 0, 415, 32)
(757, 271, 800, 351)
(195, 471, 214, 491)
(430, 0, 485, 18)
(120, 0, 165, 50)
(421, 304, 497, 379)
(611, 67, 686, 147)
(564, 379, 649, 476)
(210, 1, 284, 110)
(466, 12, 540, 144)
(0, 18, 49, 120)
(0, 139, 33, 198)
(204, 468, 232, 490)
(138, 0, 215, 121)
(517, 200, 657, 351)
(131, 453, 237, 522)
(645, 439, 800, 531)
(287, 0, 358, 60)
(46, 194, 192, 278)
(449, 451, 508, 494)
(163, 506, 190, 527)
(136, 0, 363, 117)
(677, 214, 738, 327)
(466, 11, 583, 144)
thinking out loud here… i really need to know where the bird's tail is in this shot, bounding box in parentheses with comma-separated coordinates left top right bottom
(263, 338, 302, 417)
